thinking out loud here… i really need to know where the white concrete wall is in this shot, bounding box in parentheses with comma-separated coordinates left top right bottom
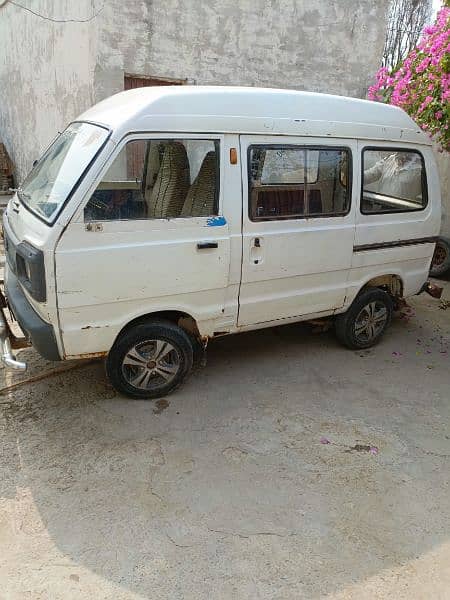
(434, 150, 450, 238)
(1, 0, 390, 183)
(95, 0, 389, 101)
(0, 0, 99, 182)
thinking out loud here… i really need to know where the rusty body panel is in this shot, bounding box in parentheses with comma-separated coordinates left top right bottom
(64, 351, 108, 360)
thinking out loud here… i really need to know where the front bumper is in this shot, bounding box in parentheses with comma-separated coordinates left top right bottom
(1, 268, 61, 369)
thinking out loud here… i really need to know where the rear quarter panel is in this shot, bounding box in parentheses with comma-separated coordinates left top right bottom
(347, 143, 440, 304)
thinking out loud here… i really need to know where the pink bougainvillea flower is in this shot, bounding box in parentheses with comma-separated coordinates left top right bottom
(368, 6, 450, 150)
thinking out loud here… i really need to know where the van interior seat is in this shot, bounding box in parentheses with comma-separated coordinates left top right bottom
(181, 151, 217, 217)
(308, 189, 323, 214)
(147, 143, 190, 218)
(253, 188, 322, 218)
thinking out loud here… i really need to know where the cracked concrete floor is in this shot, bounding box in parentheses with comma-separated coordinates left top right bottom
(0, 281, 449, 599)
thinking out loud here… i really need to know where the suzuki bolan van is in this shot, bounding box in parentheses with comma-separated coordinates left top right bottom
(1, 86, 442, 398)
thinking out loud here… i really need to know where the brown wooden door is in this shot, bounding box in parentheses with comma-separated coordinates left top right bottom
(124, 75, 185, 178)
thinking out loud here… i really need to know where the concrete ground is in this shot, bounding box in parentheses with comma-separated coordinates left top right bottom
(0, 281, 449, 600)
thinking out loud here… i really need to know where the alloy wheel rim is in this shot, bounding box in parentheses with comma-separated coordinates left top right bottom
(354, 301, 388, 343)
(121, 339, 180, 390)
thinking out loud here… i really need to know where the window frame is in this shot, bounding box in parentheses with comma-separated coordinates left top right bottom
(360, 145, 428, 216)
(247, 144, 353, 222)
(82, 134, 222, 223)
(18, 120, 111, 227)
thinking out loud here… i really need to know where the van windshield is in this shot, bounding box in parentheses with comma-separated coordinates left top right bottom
(18, 122, 109, 223)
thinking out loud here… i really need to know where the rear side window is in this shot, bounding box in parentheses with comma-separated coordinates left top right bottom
(249, 146, 350, 221)
(362, 149, 427, 214)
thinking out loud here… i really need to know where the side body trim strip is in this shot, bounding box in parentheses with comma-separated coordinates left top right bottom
(354, 237, 438, 252)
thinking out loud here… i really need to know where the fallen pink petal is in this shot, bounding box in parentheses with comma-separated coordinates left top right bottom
(370, 447, 379, 455)
(320, 437, 331, 445)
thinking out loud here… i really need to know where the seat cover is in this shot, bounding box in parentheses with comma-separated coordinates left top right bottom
(148, 143, 190, 218)
(181, 151, 217, 217)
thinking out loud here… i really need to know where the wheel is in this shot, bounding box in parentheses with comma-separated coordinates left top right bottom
(430, 237, 450, 277)
(335, 288, 393, 350)
(106, 320, 194, 399)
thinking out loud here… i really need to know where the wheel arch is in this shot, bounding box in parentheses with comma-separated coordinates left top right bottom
(113, 310, 202, 347)
(360, 273, 404, 298)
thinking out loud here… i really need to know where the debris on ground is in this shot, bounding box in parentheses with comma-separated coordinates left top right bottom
(439, 299, 450, 310)
(153, 399, 170, 414)
(0, 359, 98, 396)
(319, 438, 379, 455)
(397, 299, 416, 322)
(345, 444, 379, 455)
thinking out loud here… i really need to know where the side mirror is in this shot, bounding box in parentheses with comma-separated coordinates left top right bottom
(32, 160, 38, 167)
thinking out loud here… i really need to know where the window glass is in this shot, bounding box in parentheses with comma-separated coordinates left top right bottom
(19, 122, 109, 223)
(258, 148, 318, 184)
(249, 146, 350, 220)
(362, 149, 426, 214)
(84, 139, 219, 221)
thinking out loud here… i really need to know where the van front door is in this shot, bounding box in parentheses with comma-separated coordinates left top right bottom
(238, 135, 356, 326)
(55, 134, 232, 358)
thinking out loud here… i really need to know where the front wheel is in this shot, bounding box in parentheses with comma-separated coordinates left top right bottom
(335, 288, 393, 350)
(106, 320, 194, 399)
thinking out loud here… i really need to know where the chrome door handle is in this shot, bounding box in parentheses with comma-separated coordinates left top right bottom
(197, 241, 218, 249)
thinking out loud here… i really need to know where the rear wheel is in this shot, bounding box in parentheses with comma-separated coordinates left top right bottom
(430, 237, 450, 278)
(335, 288, 393, 350)
(106, 320, 194, 399)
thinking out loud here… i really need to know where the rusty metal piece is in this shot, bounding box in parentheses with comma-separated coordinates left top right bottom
(417, 281, 443, 299)
(0, 303, 26, 369)
(422, 281, 443, 299)
(10, 333, 31, 349)
(0, 359, 99, 396)
(306, 318, 333, 333)
(0, 288, 30, 349)
(65, 351, 107, 360)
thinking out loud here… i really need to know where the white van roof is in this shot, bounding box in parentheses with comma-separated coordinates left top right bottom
(79, 86, 430, 146)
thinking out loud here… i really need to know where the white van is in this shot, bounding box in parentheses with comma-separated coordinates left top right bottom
(1, 87, 442, 398)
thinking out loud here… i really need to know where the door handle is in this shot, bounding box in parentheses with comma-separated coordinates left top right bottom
(197, 241, 218, 250)
(250, 236, 263, 264)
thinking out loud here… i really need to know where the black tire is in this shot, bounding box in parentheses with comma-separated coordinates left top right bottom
(430, 237, 450, 277)
(335, 288, 393, 350)
(106, 320, 194, 399)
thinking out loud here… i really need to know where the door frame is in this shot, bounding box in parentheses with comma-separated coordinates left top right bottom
(237, 134, 359, 328)
(71, 132, 226, 223)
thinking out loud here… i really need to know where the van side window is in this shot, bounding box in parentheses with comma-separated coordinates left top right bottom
(84, 139, 219, 221)
(362, 149, 427, 214)
(249, 146, 350, 221)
